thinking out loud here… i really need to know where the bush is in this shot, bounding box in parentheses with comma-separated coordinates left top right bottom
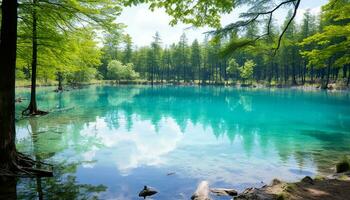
(107, 60, 139, 80)
(336, 156, 350, 173)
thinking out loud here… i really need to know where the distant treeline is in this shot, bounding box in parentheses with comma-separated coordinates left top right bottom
(99, 3, 349, 88)
(15, 0, 350, 89)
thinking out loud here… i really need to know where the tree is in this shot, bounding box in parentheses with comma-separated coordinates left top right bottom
(301, 0, 350, 88)
(227, 58, 240, 81)
(0, 0, 19, 174)
(100, 28, 125, 78)
(0, 0, 52, 177)
(20, 0, 122, 115)
(149, 32, 162, 85)
(178, 33, 189, 82)
(107, 60, 139, 80)
(190, 39, 201, 83)
(239, 60, 256, 84)
(123, 34, 133, 64)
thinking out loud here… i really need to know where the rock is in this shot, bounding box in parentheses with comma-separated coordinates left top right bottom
(235, 187, 275, 200)
(191, 181, 211, 200)
(301, 176, 314, 184)
(336, 159, 350, 173)
(138, 186, 158, 199)
(210, 188, 238, 196)
(271, 179, 282, 186)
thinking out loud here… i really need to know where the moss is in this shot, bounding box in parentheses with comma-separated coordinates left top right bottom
(314, 175, 326, 181)
(338, 174, 349, 181)
(284, 183, 297, 192)
(336, 156, 350, 173)
(276, 193, 289, 200)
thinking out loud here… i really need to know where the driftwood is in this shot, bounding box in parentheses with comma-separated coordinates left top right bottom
(191, 181, 211, 200)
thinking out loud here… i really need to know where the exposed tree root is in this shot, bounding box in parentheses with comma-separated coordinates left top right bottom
(0, 152, 53, 178)
(21, 107, 49, 116)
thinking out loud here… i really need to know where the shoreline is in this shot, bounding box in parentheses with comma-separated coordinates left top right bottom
(234, 172, 350, 200)
(15, 80, 350, 91)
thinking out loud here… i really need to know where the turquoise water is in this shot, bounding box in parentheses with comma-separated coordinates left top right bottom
(14, 85, 350, 199)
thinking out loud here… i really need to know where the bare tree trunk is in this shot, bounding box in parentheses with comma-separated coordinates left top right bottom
(57, 72, 63, 91)
(0, 0, 18, 169)
(347, 65, 350, 86)
(23, 0, 47, 116)
(322, 60, 331, 89)
(310, 65, 314, 83)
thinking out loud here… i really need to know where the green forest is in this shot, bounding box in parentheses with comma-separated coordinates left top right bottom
(13, 0, 350, 91)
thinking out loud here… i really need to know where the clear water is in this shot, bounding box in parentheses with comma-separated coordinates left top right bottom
(14, 85, 350, 199)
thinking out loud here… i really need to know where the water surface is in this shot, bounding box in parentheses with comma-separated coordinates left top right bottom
(14, 86, 350, 199)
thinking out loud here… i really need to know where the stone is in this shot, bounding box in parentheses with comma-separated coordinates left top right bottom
(271, 179, 282, 186)
(210, 188, 238, 196)
(301, 176, 314, 184)
(138, 186, 158, 199)
(191, 181, 211, 200)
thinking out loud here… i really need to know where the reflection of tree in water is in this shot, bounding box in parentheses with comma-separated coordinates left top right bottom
(111, 86, 350, 172)
(15, 108, 107, 199)
(17, 161, 107, 200)
(13, 86, 350, 193)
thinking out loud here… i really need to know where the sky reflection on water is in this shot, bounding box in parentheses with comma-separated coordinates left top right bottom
(14, 86, 350, 199)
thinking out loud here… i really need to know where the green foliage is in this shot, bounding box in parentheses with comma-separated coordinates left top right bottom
(227, 58, 239, 76)
(300, 0, 350, 68)
(239, 60, 256, 81)
(123, 0, 233, 28)
(107, 60, 139, 80)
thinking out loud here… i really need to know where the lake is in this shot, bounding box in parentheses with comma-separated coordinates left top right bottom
(14, 85, 350, 199)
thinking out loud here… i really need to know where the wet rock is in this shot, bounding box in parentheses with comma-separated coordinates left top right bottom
(235, 188, 276, 200)
(138, 186, 157, 199)
(191, 181, 211, 200)
(301, 176, 314, 184)
(210, 188, 238, 196)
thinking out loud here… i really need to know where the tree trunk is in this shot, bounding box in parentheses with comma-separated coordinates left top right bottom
(347, 64, 350, 86)
(310, 65, 314, 83)
(0, 0, 53, 178)
(23, 0, 47, 116)
(57, 72, 63, 91)
(292, 64, 297, 85)
(0, 177, 17, 199)
(0, 0, 18, 169)
(322, 60, 331, 89)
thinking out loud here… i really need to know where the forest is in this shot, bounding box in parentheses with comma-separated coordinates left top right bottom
(13, 0, 350, 91)
(0, 0, 350, 199)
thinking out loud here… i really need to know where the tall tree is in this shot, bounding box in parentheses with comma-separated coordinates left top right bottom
(0, 0, 19, 173)
(301, 0, 350, 88)
(21, 0, 122, 115)
(191, 39, 201, 83)
(0, 0, 52, 177)
(123, 34, 133, 64)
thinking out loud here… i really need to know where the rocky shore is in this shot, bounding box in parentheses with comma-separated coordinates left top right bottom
(235, 172, 350, 200)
